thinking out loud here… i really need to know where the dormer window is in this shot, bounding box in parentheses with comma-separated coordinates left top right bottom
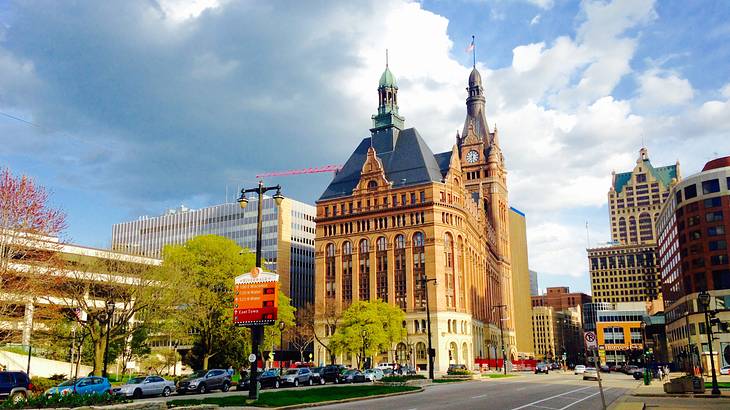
(367, 180, 378, 191)
(636, 174, 646, 183)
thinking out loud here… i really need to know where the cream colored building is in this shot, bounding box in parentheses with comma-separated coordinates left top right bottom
(508, 207, 534, 359)
(532, 306, 557, 361)
(313, 64, 516, 372)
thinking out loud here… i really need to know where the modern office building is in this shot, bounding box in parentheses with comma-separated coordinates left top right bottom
(582, 302, 614, 332)
(509, 207, 535, 359)
(529, 270, 539, 296)
(531, 286, 591, 310)
(588, 147, 679, 305)
(594, 302, 647, 365)
(657, 156, 730, 370)
(313, 62, 518, 371)
(111, 198, 316, 309)
(532, 306, 557, 362)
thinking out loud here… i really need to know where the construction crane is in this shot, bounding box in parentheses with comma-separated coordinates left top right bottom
(255, 164, 342, 179)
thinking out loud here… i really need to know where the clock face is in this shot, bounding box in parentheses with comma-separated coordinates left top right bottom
(466, 150, 479, 163)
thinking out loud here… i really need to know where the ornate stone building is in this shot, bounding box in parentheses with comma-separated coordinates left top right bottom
(313, 63, 516, 371)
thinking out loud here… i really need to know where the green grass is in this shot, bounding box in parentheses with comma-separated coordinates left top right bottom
(433, 378, 468, 383)
(705, 381, 730, 389)
(482, 374, 517, 378)
(167, 385, 419, 408)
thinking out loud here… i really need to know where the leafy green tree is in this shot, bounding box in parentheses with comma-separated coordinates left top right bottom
(330, 300, 405, 368)
(163, 235, 255, 370)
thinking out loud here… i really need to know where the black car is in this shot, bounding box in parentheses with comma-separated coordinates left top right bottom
(238, 369, 281, 390)
(343, 370, 367, 383)
(0, 372, 31, 404)
(321, 365, 346, 384)
(310, 367, 326, 385)
(535, 363, 549, 374)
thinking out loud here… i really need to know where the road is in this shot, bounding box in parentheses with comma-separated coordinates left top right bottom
(320, 372, 635, 410)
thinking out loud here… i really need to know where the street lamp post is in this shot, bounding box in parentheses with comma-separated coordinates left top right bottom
(418, 275, 437, 380)
(493, 305, 508, 375)
(640, 321, 650, 385)
(102, 299, 115, 378)
(279, 321, 285, 368)
(361, 329, 367, 370)
(238, 181, 284, 401)
(698, 291, 721, 395)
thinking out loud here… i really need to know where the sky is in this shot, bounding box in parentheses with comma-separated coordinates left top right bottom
(2, 0, 730, 294)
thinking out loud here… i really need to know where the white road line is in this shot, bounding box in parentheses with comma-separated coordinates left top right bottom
(509, 386, 594, 410)
(472, 394, 487, 399)
(557, 388, 608, 410)
(531, 405, 559, 410)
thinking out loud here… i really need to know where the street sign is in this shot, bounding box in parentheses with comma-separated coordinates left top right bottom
(584, 331, 598, 350)
(234, 267, 279, 326)
(248, 354, 256, 363)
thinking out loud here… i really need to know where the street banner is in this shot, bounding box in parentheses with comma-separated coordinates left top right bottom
(234, 266, 279, 326)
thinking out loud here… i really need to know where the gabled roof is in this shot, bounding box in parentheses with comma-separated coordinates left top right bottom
(614, 160, 678, 193)
(318, 128, 446, 201)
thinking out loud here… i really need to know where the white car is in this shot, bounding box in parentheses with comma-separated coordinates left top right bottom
(376, 363, 395, 370)
(582, 367, 598, 380)
(364, 368, 384, 381)
(574, 365, 586, 375)
(720, 365, 730, 375)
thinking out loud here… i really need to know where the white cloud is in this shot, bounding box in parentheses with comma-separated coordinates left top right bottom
(527, 0, 554, 10)
(635, 69, 694, 110)
(157, 0, 221, 21)
(512, 42, 545, 73)
(530, 14, 541, 26)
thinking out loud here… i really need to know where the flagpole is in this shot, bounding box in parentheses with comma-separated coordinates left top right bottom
(472, 35, 476, 67)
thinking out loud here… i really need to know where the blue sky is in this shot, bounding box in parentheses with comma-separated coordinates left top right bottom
(2, 0, 730, 294)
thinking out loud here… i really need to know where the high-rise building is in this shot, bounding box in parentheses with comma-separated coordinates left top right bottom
(588, 148, 679, 304)
(582, 301, 614, 332)
(531, 286, 591, 310)
(532, 306, 557, 362)
(657, 156, 730, 370)
(529, 270, 539, 296)
(509, 207, 534, 359)
(111, 199, 316, 309)
(594, 302, 647, 366)
(313, 63, 516, 371)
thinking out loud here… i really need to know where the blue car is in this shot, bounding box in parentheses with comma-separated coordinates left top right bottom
(45, 377, 112, 396)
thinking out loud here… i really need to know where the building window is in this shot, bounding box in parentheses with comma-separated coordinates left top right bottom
(395, 234, 407, 309)
(684, 184, 697, 200)
(711, 254, 729, 266)
(359, 239, 370, 301)
(702, 179, 720, 195)
(420, 191, 426, 203)
(636, 174, 646, 183)
(342, 241, 353, 306)
(706, 211, 723, 223)
(704, 197, 722, 208)
(675, 190, 682, 205)
(709, 226, 725, 236)
(376, 236, 388, 302)
(368, 180, 378, 191)
(444, 233, 455, 308)
(413, 232, 426, 310)
(709, 240, 727, 251)
(325, 244, 336, 300)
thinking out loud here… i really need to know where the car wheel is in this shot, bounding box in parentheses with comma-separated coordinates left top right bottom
(275, 380, 280, 388)
(163, 387, 171, 397)
(198, 384, 207, 394)
(294, 379, 299, 387)
(133, 389, 143, 399)
(222, 383, 230, 392)
(10, 392, 26, 404)
(308, 378, 313, 386)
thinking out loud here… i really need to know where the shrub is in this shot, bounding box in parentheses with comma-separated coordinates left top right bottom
(446, 368, 472, 376)
(29, 377, 58, 394)
(1, 392, 127, 409)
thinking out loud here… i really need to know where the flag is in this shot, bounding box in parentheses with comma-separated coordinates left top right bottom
(465, 38, 475, 53)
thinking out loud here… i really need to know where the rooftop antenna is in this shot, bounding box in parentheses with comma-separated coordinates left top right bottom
(585, 220, 590, 248)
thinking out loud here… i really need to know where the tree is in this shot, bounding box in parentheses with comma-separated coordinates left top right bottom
(261, 292, 295, 363)
(311, 302, 341, 365)
(287, 303, 315, 362)
(0, 168, 66, 344)
(330, 301, 405, 369)
(163, 235, 255, 370)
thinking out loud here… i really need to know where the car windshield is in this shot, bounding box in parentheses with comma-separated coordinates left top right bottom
(262, 370, 277, 376)
(59, 379, 77, 387)
(285, 369, 298, 375)
(190, 370, 207, 378)
(127, 377, 146, 384)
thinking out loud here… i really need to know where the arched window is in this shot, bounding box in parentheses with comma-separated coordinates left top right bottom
(416, 342, 427, 361)
(325, 243, 336, 301)
(413, 232, 426, 310)
(342, 241, 353, 306)
(396, 343, 407, 363)
(376, 236, 388, 301)
(394, 234, 407, 309)
(359, 239, 370, 301)
(639, 212, 653, 242)
(457, 236, 465, 309)
(444, 233, 455, 308)
(367, 180, 378, 191)
(449, 342, 458, 364)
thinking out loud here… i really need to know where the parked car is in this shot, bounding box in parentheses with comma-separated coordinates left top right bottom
(574, 365, 586, 375)
(281, 368, 313, 387)
(310, 367, 326, 385)
(621, 365, 638, 375)
(583, 367, 598, 381)
(343, 370, 367, 383)
(0, 371, 32, 404)
(550, 363, 561, 370)
(382, 368, 395, 377)
(610, 364, 623, 372)
(376, 363, 395, 370)
(535, 363, 550, 374)
(364, 368, 384, 381)
(114, 376, 175, 398)
(46, 377, 112, 397)
(632, 369, 646, 380)
(599, 365, 610, 373)
(720, 365, 730, 376)
(238, 369, 281, 390)
(321, 365, 347, 384)
(176, 369, 231, 394)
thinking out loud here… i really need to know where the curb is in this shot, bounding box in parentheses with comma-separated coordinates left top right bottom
(269, 386, 424, 409)
(631, 393, 730, 399)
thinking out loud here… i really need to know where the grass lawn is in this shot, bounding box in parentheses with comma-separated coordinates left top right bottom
(705, 381, 730, 389)
(482, 374, 517, 379)
(433, 379, 468, 383)
(167, 385, 419, 408)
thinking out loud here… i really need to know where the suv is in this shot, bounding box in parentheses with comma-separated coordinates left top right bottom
(321, 365, 346, 384)
(177, 369, 231, 394)
(281, 368, 312, 387)
(0, 372, 31, 404)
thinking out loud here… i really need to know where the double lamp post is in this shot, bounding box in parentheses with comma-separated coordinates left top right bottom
(238, 181, 284, 401)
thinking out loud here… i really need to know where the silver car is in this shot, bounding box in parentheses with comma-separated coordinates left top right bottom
(280, 368, 313, 387)
(114, 376, 176, 398)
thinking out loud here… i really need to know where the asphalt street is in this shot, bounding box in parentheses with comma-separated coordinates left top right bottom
(319, 372, 634, 410)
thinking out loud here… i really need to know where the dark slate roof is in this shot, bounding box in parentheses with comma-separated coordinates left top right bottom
(319, 128, 446, 201)
(434, 151, 453, 177)
(614, 160, 678, 193)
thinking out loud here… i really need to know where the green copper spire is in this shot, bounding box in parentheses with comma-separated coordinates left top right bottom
(371, 50, 404, 131)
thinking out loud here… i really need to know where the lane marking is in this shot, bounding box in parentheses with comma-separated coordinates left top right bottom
(509, 386, 594, 410)
(557, 389, 609, 410)
(531, 406, 559, 410)
(472, 394, 487, 399)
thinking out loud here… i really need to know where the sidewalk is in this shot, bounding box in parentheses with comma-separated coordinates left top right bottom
(630, 372, 730, 399)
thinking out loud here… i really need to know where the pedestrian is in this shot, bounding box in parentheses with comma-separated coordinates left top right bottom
(227, 366, 234, 377)
(657, 367, 663, 381)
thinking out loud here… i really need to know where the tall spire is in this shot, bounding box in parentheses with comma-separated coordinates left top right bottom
(371, 51, 405, 133)
(462, 60, 489, 143)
